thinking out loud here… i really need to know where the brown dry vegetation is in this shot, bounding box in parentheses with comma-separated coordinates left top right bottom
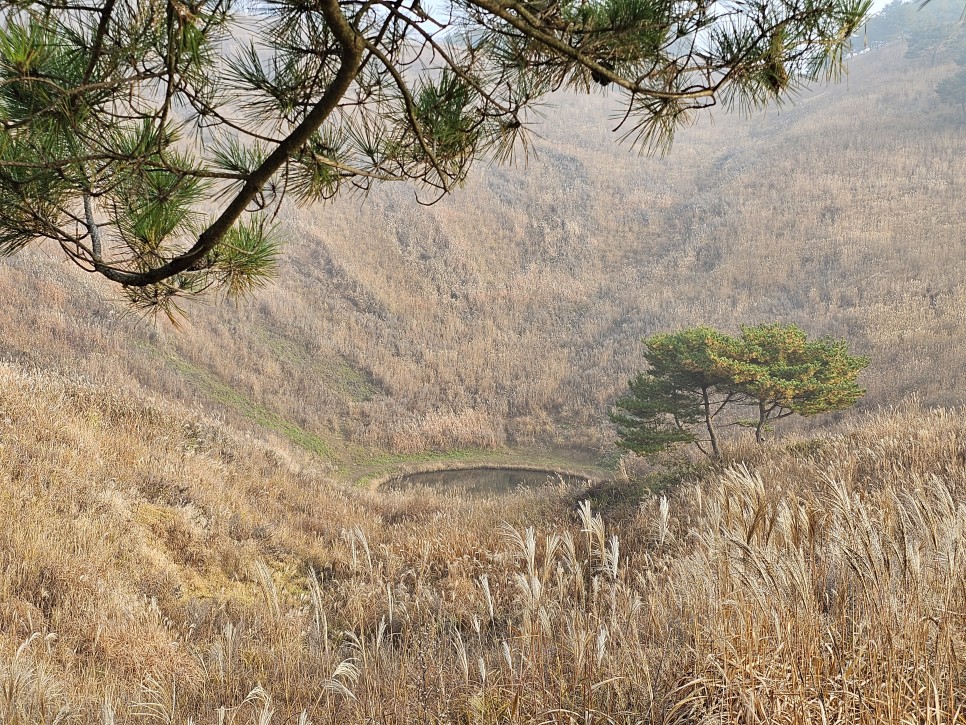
(0, 41, 964, 462)
(2, 362, 965, 722)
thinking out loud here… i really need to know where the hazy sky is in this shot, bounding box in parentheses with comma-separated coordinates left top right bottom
(421, 0, 900, 26)
(869, 0, 895, 14)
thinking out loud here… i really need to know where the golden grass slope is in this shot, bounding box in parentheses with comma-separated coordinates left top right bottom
(0, 43, 964, 458)
(1, 363, 965, 722)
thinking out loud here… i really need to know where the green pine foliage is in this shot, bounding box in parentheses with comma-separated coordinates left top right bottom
(0, 0, 869, 314)
(723, 323, 870, 441)
(609, 372, 699, 456)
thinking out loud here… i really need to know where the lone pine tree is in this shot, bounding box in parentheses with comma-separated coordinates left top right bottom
(611, 324, 869, 459)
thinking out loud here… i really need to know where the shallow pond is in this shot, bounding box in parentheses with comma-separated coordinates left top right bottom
(385, 467, 589, 496)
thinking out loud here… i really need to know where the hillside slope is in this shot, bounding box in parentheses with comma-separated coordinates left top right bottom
(1, 363, 964, 721)
(0, 42, 963, 463)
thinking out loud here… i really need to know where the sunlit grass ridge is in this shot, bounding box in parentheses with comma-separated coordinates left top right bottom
(1, 363, 964, 722)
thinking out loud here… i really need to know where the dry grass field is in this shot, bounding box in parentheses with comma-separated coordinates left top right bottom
(1, 362, 964, 722)
(0, 38, 964, 463)
(2, 8, 966, 721)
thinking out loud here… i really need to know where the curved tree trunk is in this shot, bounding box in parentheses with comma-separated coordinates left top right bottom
(701, 386, 721, 459)
(756, 401, 768, 444)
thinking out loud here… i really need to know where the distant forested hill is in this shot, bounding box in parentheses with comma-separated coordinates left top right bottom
(860, 0, 966, 52)
(1, 16, 963, 459)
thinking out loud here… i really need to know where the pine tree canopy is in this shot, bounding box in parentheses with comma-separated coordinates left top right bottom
(611, 324, 869, 458)
(0, 0, 869, 313)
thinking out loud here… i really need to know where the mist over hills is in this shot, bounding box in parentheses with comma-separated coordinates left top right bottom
(1, 34, 963, 466)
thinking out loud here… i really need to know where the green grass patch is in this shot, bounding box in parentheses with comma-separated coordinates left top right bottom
(150, 345, 335, 457)
(253, 327, 378, 403)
